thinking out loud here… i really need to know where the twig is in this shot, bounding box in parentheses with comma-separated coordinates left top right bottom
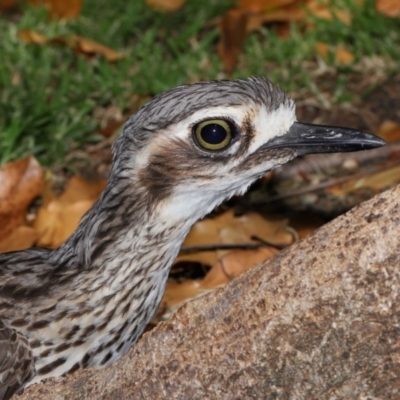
(247, 158, 400, 206)
(180, 239, 288, 254)
(274, 142, 400, 181)
(250, 235, 288, 250)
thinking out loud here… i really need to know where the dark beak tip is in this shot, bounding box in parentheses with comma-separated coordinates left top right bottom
(373, 137, 387, 147)
(360, 135, 386, 150)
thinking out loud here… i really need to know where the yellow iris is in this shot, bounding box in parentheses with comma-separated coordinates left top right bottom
(194, 119, 232, 151)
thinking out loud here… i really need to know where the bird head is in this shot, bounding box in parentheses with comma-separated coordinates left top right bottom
(111, 77, 385, 223)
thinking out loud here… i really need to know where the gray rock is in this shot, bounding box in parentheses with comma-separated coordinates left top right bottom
(21, 185, 400, 400)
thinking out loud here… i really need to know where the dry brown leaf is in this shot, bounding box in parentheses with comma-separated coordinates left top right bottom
(58, 176, 106, 205)
(69, 35, 125, 62)
(0, 157, 43, 243)
(241, 0, 303, 33)
(28, 0, 82, 19)
(176, 210, 292, 266)
(39, 171, 59, 208)
(376, 0, 400, 17)
(326, 165, 400, 196)
(18, 30, 124, 62)
(376, 120, 400, 143)
(306, 0, 352, 25)
(218, 8, 248, 74)
(34, 177, 106, 248)
(18, 29, 47, 44)
(38, 200, 93, 248)
(316, 42, 354, 64)
(219, 212, 291, 243)
(33, 203, 59, 247)
(275, 22, 291, 38)
(241, 0, 351, 32)
(246, 1, 304, 31)
(334, 46, 354, 64)
(201, 247, 277, 289)
(146, 0, 185, 12)
(0, 0, 17, 12)
(162, 280, 205, 308)
(97, 120, 124, 138)
(238, 0, 297, 13)
(177, 212, 233, 266)
(0, 226, 39, 253)
(34, 199, 93, 248)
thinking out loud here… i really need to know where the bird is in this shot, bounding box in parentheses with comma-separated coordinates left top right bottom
(0, 77, 385, 399)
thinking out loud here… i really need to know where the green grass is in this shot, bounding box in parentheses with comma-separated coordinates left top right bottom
(0, 0, 399, 167)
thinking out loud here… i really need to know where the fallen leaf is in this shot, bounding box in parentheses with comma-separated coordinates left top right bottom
(218, 8, 248, 74)
(34, 200, 93, 248)
(326, 164, 400, 196)
(177, 212, 232, 266)
(34, 176, 106, 248)
(70, 35, 125, 62)
(275, 22, 291, 38)
(33, 202, 60, 247)
(18, 30, 125, 62)
(28, 0, 82, 19)
(146, 0, 185, 12)
(201, 247, 278, 288)
(58, 176, 106, 205)
(306, 0, 352, 25)
(219, 212, 291, 243)
(0, 0, 16, 12)
(238, 0, 297, 13)
(0, 157, 43, 243)
(97, 120, 124, 138)
(245, 1, 304, 31)
(241, 0, 351, 32)
(376, 0, 400, 17)
(316, 42, 354, 64)
(376, 120, 400, 143)
(162, 280, 206, 307)
(18, 29, 48, 44)
(176, 210, 292, 266)
(334, 47, 354, 64)
(0, 226, 39, 253)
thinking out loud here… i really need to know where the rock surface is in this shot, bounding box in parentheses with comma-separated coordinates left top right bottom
(21, 185, 400, 400)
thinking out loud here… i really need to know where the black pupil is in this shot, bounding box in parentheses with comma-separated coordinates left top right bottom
(200, 123, 228, 145)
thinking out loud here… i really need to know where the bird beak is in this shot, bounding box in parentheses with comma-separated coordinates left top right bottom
(263, 122, 386, 155)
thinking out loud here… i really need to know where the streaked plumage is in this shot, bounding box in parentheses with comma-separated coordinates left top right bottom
(0, 321, 34, 400)
(0, 77, 385, 398)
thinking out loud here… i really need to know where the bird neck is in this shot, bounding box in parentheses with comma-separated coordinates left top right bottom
(28, 171, 196, 376)
(51, 170, 193, 286)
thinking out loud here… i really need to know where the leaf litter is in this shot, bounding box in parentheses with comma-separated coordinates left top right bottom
(0, 157, 43, 252)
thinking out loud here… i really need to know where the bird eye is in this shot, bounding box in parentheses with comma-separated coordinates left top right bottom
(193, 119, 233, 151)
